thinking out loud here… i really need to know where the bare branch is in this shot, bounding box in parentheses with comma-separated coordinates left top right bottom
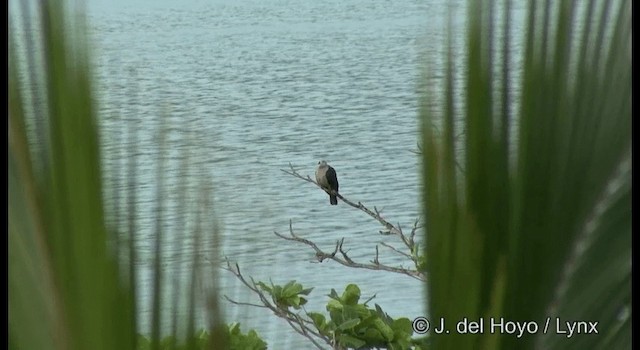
(282, 163, 402, 236)
(409, 218, 421, 246)
(274, 220, 339, 262)
(223, 295, 268, 309)
(274, 224, 425, 281)
(282, 163, 426, 272)
(379, 242, 412, 260)
(362, 293, 377, 305)
(223, 257, 334, 349)
(222, 163, 428, 350)
(373, 245, 380, 265)
(279, 165, 428, 281)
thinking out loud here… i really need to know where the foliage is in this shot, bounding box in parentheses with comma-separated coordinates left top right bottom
(421, 0, 631, 349)
(9, 1, 135, 349)
(226, 178, 427, 349)
(242, 277, 421, 350)
(226, 169, 428, 348)
(257, 280, 314, 310)
(226, 324, 268, 350)
(310, 284, 416, 350)
(136, 325, 267, 350)
(9, 1, 255, 349)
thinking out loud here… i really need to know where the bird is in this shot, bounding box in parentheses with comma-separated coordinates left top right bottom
(315, 160, 339, 205)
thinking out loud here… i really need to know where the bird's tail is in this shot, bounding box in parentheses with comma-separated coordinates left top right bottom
(330, 195, 338, 205)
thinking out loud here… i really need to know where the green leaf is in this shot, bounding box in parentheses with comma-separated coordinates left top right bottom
(308, 312, 326, 330)
(283, 281, 303, 298)
(256, 281, 272, 294)
(371, 317, 395, 342)
(337, 318, 361, 331)
(338, 334, 366, 349)
(160, 335, 176, 349)
(286, 295, 301, 308)
(9, 3, 137, 350)
(329, 308, 345, 326)
(272, 284, 283, 298)
(298, 296, 308, 307)
(228, 326, 268, 350)
(342, 305, 364, 321)
(391, 317, 413, 335)
(195, 328, 208, 340)
(327, 299, 343, 312)
(137, 334, 151, 350)
(228, 322, 241, 335)
(299, 287, 314, 296)
(341, 284, 361, 305)
(422, 1, 631, 349)
(361, 328, 385, 344)
(328, 288, 340, 300)
(538, 166, 631, 349)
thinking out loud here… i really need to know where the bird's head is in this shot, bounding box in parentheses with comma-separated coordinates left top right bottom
(317, 160, 328, 167)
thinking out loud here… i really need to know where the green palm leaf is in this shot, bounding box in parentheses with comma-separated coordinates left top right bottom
(421, 1, 631, 349)
(9, 2, 227, 349)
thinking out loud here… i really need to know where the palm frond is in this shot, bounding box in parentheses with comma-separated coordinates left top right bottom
(422, 0, 631, 349)
(9, 2, 226, 349)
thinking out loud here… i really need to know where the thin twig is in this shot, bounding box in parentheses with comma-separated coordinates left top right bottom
(282, 163, 402, 235)
(279, 165, 427, 281)
(373, 245, 380, 265)
(222, 164, 428, 348)
(379, 242, 413, 260)
(362, 293, 377, 305)
(274, 225, 425, 281)
(222, 296, 268, 309)
(223, 257, 333, 349)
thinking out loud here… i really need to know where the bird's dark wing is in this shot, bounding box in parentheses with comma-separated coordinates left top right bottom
(326, 166, 339, 192)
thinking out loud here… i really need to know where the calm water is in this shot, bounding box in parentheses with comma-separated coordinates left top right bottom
(89, 1, 439, 347)
(15, 0, 528, 347)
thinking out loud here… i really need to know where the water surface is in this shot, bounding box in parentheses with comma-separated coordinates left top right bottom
(83, 0, 518, 347)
